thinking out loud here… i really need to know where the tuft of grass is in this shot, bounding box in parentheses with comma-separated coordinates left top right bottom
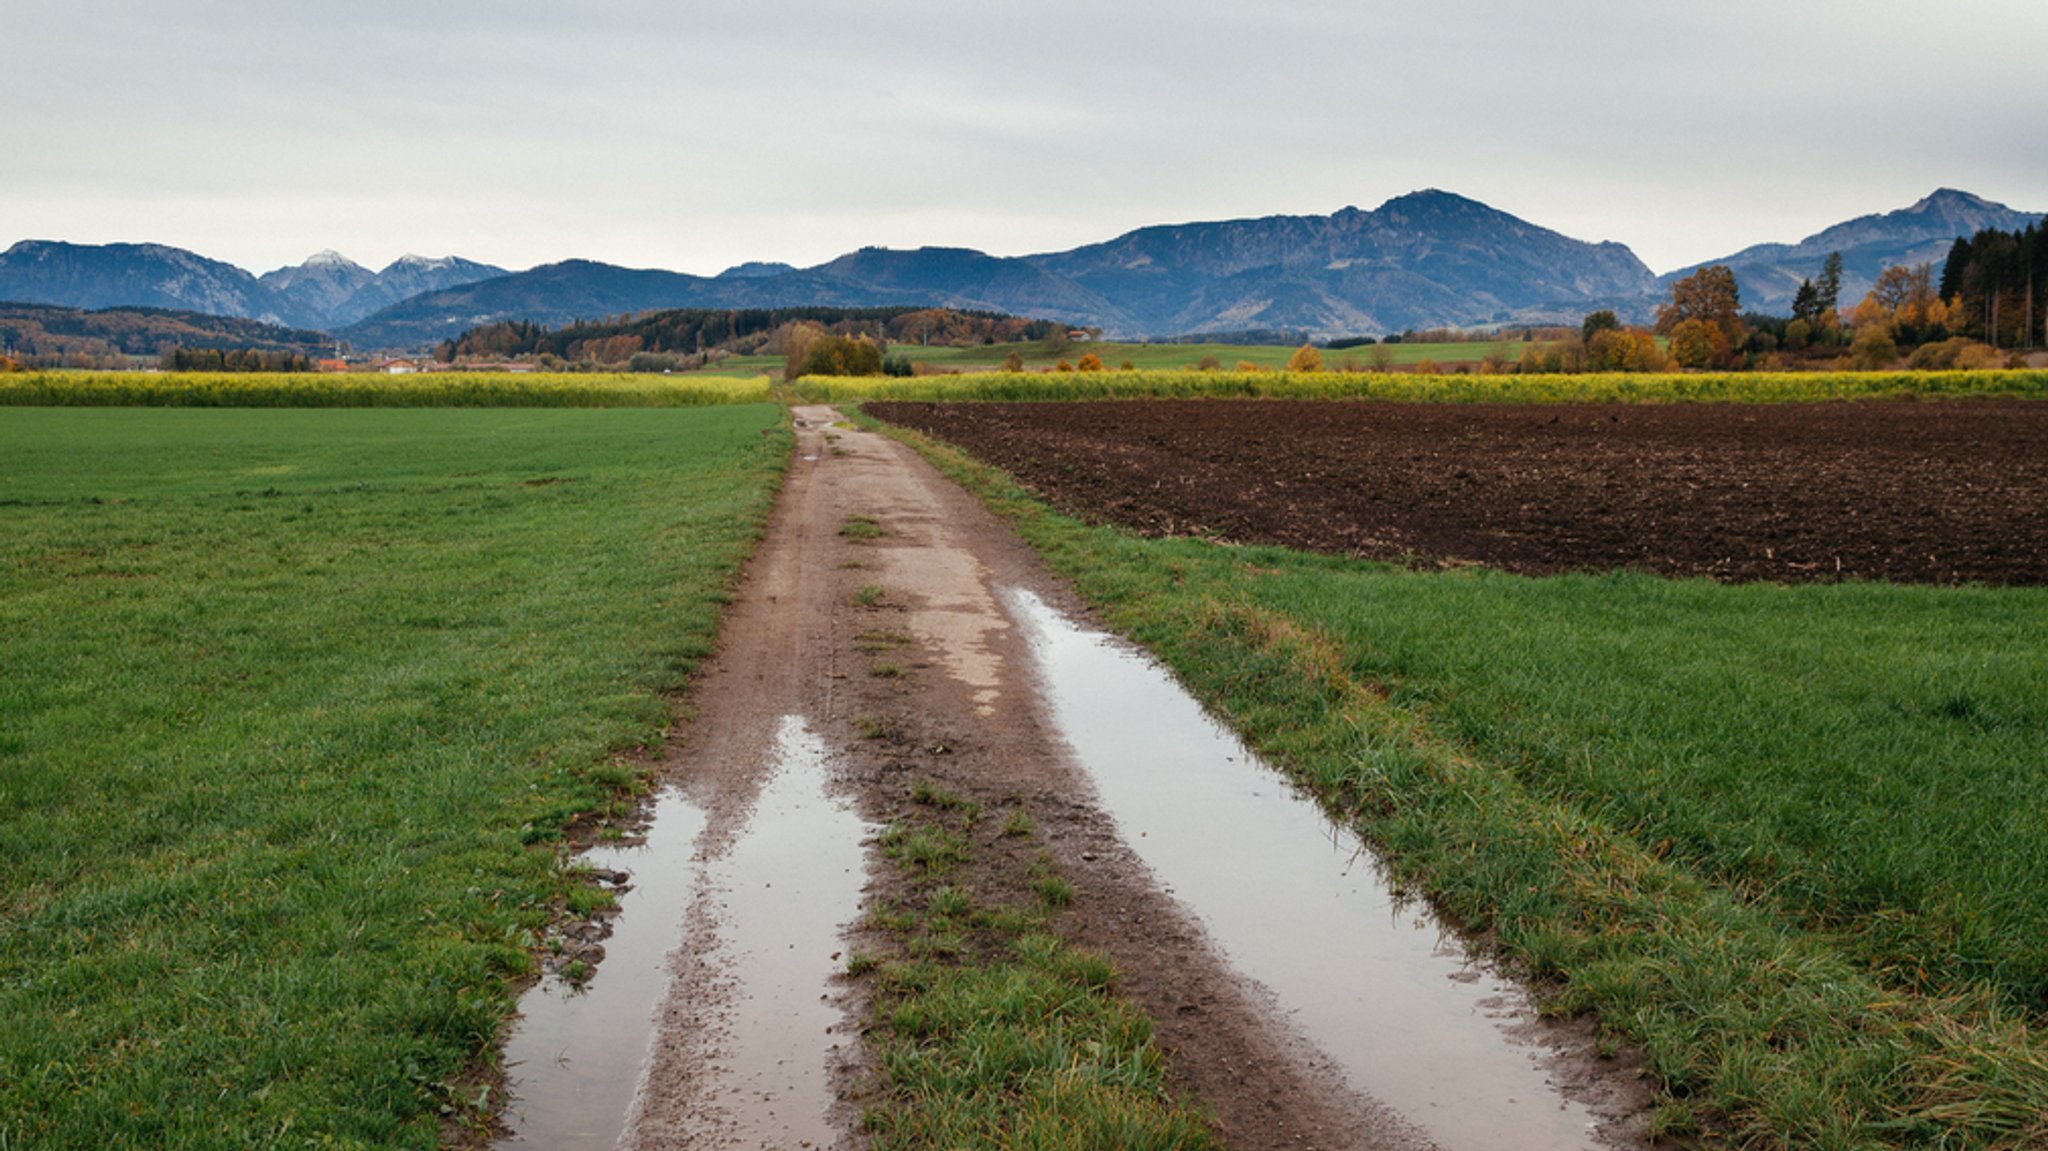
(0, 405, 788, 1145)
(855, 714, 903, 742)
(879, 822, 970, 876)
(1000, 810, 1035, 839)
(853, 583, 887, 607)
(871, 662, 906, 678)
(840, 515, 885, 541)
(1029, 860, 1076, 909)
(854, 783, 1215, 1150)
(857, 629, 914, 653)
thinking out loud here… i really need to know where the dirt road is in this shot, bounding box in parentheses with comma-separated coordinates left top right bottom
(578, 406, 1648, 1150)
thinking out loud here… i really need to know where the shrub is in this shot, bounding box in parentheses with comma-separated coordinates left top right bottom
(1286, 344, 1324, 373)
(1075, 353, 1105, 372)
(1849, 326, 1899, 370)
(1668, 319, 1732, 370)
(790, 333, 884, 379)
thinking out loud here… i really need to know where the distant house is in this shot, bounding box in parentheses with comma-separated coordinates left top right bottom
(381, 359, 418, 375)
(1067, 329, 1094, 342)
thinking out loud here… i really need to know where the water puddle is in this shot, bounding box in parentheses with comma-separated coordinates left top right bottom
(664, 714, 870, 1146)
(496, 791, 708, 1150)
(495, 716, 869, 1150)
(1007, 588, 1604, 1151)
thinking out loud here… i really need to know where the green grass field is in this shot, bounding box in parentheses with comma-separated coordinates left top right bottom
(0, 371, 771, 407)
(0, 406, 786, 1148)
(872, 412, 2048, 1150)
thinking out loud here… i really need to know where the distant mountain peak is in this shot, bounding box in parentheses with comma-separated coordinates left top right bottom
(717, 260, 796, 280)
(303, 249, 360, 268)
(1911, 187, 1994, 212)
(1664, 187, 2042, 311)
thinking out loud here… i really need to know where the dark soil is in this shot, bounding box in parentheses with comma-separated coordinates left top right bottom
(867, 397, 2048, 586)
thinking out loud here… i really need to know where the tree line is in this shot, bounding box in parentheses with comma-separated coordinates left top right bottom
(1941, 224, 2046, 349)
(435, 307, 1063, 368)
(158, 348, 314, 372)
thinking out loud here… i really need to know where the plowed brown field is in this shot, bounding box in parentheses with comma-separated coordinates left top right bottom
(868, 397, 2048, 585)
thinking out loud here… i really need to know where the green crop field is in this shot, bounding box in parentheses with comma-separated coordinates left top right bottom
(871, 411, 2048, 1150)
(0, 406, 787, 1148)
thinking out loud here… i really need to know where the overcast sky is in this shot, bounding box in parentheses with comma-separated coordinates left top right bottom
(4, 1, 2043, 278)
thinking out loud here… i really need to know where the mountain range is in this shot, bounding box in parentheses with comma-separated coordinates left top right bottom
(0, 242, 504, 333)
(1, 189, 2038, 351)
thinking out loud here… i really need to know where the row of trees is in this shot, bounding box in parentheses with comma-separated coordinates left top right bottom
(157, 348, 313, 372)
(436, 307, 1063, 368)
(1941, 224, 2046, 349)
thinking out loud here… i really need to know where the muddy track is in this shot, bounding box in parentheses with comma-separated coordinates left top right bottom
(502, 407, 1653, 1150)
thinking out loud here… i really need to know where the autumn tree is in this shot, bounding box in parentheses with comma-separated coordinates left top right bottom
(1853, 262, 1947, 344)
(1586, 327, 1670, 372)
(1075, 353, 1105, 372)
(1849, 325, 1899, 369)
(1667, 318, 1732, 370)
(1580, 310, 1621, 345)
(782, 323, 884, 378)
(1286, 344, 1324, 372)
(1657, 265, 1745, 350)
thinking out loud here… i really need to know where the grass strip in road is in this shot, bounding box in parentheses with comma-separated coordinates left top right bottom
(862, 409, 2048, 1151)
(0, 370, 771, 407)
(0, 406, 787, 1149)
(800, 367, 2048, 405)
(852, 783, 1217, 1150)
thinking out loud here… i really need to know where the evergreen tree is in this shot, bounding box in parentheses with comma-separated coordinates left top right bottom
(1816, 251, 1844, 313)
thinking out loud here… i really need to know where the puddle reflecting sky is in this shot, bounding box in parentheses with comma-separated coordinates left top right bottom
(497, 791, 707, 1150)
(1007, 587, 1601, 1151)
(496, 715, 869, 1151)
(681, 714, 869, 1147)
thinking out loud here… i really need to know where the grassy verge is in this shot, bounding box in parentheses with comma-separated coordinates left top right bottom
(854, 781, 1217, 1150)
(860, 409, 2048, 1150)
(800, 367, 2048, 404)
(0, 370, 771, 407)
(0, 406, 788, 1148)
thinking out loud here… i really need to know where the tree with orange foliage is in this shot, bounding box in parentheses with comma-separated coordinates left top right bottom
(1856, 262, 1948, 344)
(1075, 353, 1105, 371)
(1286, 344, 1324, 372)
(1667, 319, 1732, 369)
(1657, 265, 1745, 349)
